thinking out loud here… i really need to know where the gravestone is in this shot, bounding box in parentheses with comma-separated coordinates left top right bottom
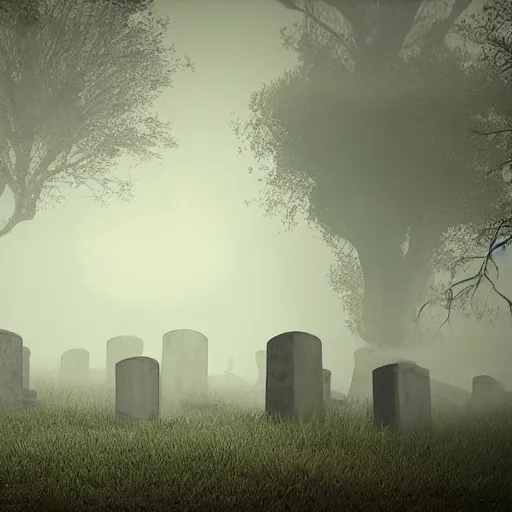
(0, 329, 23, 413)
(161, 329, 208, 412)
(255, 350, 266, 388)
(373, 362, 431, 432)
(22, 346, 31, 390)
(322, 369, 331, 404)
(106, 335, 144, 387)
(116, 356, 159, 422)
(266, 331, 323, 421)
(59, 348, 90, 385)
(471, 375, 506, 411)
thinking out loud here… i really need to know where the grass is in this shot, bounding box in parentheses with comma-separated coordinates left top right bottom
(0, 377, 511, 511)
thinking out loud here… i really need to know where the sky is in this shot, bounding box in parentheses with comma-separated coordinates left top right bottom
(0, 0, 363, 393)
(0, 0, 511, 394)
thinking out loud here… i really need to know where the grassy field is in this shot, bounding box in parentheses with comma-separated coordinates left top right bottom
(0, 378, 511, 512)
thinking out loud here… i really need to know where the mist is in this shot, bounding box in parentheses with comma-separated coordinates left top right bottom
(0, 0, 511, 396)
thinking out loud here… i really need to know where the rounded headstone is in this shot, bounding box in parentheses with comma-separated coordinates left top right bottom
(266, 331, 323, 421)
(161, 329, 208, 411)
(59, 348, 90, 385)
(471, 375, 506, 411)
(116, 356, 159, 422)
(106, 335, 144, 387)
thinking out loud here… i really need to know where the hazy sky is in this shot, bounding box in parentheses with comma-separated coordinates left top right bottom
(0, 0, 364, 392)
(1, 0, 511, 393)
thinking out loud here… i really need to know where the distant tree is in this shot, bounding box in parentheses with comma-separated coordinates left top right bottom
(0, 0, 193, 237)
(233, 0, 511, 347)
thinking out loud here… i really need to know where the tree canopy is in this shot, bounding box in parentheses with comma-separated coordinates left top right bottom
(233, 0, 511, 347)
(0, 0, 192, 237)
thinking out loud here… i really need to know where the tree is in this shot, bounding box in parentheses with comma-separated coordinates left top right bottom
(0, 0, 193, 237)
(417, 0, 512, 327)
(233, 0, 512, 347)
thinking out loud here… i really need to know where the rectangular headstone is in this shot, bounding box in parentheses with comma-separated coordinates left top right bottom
(266, 331, 323, 421)
(373, 362, 431, 432)
(471, 375, 506, 411)
(116, 356, 159, 422)
(0, 329, 23, 413)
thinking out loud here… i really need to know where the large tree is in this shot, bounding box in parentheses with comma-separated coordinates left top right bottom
(417, 0, 512, 325)
(232, 0, 511, 347)
(0, 0, 192, 237)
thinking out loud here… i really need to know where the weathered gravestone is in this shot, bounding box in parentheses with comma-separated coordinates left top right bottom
(59, 348, 90, 385)
(266, 331, 323, 421)
(22, 346, 31, 390)
(0, 329, 23, 413)
(106, 335, 144, 388)
(116, 356, 159, 422)
(373, 362, 431, 433)
(161, 329, 208, 412)
(471, 375, 506, 411)
(322, 369, 331, 404)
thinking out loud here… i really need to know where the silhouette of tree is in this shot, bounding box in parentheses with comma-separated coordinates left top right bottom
(233, 0, 511, 347)
(0, 0, 192, 237)
(416, 0, 512, 327)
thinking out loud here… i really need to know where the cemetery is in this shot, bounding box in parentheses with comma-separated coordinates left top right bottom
(0, 327, 510, 511)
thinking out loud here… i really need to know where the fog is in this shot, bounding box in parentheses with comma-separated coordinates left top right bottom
(1, 0, 511, 395)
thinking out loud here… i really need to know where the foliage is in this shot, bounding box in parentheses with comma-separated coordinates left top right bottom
(0, 0, 193, 237)
(417, 0, 512, 325)
(233, 2, 511, 345)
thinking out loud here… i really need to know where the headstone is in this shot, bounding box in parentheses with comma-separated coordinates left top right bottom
(322, 369, 331, 404)
(22, 346, 31, 390)
(59, 348, 90, 385)
(106, 335, 144, 387)
(373, 362, 431, 432)
(116, 356, 159, 422)
(266, 331, 323, 421)
(0, 329, 23, 413)
(471, 375, 506, 411)
(255, 350, 266, 388)
(161, 329, 208, 411)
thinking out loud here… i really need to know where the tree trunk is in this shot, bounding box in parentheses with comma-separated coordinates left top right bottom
(352, 219, 444, 347)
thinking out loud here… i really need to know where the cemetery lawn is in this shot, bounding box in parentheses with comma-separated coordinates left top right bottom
(0, 387, 511, 512)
